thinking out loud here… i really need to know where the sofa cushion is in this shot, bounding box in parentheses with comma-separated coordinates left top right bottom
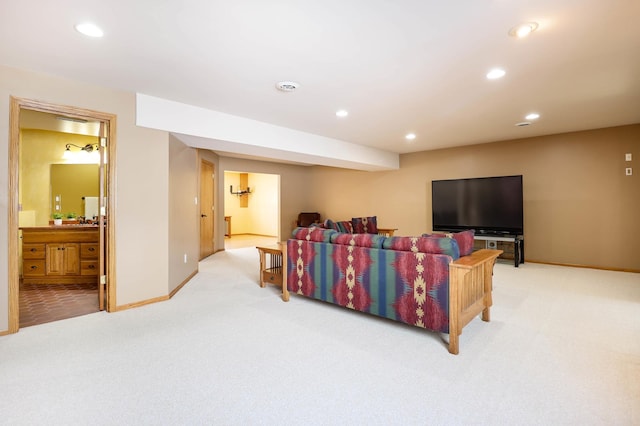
(382, 236, 460, 259)
(330, 232, 386, 248)
(424, 229, 475, 256)
(292, 226, 336, 242)
(332, 220, 353, 234)
(352, 216, 378, 234)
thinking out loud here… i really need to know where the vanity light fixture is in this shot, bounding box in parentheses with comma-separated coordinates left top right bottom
(65, 143, 99, 154)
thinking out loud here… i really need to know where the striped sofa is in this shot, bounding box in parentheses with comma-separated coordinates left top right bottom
(283, 227, 502, 354)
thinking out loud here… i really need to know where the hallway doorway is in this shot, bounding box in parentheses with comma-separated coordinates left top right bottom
(223, 171, 280, 250)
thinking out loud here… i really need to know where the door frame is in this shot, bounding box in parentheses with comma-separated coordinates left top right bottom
(8, 97, 117, 333)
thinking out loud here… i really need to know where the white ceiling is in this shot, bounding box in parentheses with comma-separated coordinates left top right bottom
(2, 0, 639, 166)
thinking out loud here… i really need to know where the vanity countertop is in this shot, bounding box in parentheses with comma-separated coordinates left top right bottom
(20, 225, 100, 231)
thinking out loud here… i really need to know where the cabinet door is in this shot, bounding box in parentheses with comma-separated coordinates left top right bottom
(46, 243, 80, 275)
(63, 243, 80, 275)
(46, 244, 65, 275)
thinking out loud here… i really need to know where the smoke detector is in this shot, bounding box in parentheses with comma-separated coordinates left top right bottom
(276, 81, 300, 92)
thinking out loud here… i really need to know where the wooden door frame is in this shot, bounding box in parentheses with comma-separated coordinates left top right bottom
(8, 97, 117, 333)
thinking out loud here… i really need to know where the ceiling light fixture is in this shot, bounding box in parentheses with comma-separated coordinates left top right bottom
(275, 81, 300, 92)
(336, 110, 348, 118)
(75, 22, 104, 38)
(486, 68, 506, 80)
(405, 133, 416, 141)
(525, 113, 540, 120)
(509, 22, 539, 38)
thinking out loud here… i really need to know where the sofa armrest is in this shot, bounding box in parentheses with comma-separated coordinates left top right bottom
(448, 249, 502, 354)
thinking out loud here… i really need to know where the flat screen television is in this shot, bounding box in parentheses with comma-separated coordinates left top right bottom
(431, 175, 523, 235)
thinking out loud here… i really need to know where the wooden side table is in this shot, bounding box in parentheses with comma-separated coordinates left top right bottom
(256, 242, 288, 301)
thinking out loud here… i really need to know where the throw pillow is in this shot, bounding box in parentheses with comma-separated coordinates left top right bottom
(352, 216, 378, 234)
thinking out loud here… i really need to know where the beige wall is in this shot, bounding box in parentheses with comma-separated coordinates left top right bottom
(1, 64, 170, 331)
(309, 124, 640, 271)
(168, 135, 199, 293)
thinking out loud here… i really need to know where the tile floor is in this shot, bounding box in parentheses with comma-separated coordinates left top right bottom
(19, 282, 100, 328)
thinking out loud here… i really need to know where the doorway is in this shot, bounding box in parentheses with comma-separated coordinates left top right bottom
(8, 97, 116, 333)
(223, 171, 280, 249)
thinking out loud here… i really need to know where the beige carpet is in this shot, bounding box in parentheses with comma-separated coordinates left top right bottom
(1, 247, 638, 425)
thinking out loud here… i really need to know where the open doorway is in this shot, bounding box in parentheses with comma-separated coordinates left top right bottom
(223, 171, 279, 249)
(7, 97, 116, 333)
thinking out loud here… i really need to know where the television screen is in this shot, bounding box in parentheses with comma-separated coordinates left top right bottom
(431, 175, 523, 235)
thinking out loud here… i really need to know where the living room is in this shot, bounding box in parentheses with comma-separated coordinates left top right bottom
(0, 1, 639, 423)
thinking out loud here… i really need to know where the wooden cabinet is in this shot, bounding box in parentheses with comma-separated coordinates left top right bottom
(46, 243, 80, 275)
(21, 227, 100, 284)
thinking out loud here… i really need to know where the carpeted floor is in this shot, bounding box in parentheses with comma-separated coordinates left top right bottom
(1, 247, 639, 425)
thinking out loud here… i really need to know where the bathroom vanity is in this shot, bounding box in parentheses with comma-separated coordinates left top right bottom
(21, 226, 100, 284)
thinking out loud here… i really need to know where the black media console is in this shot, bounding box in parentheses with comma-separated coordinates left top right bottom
(473, 234, 524, 267)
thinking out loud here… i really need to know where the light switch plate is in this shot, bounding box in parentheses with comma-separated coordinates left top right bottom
(626, 167, 633, 176)
(626, 153, 632, 161)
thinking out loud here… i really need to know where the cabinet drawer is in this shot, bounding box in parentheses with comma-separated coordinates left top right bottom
(81, 260, 99, 276)
(262, 267, 283, 285)
(23, 243, 45, 259)
(23, 260, 46, 276)
(80, 243, 100, 259)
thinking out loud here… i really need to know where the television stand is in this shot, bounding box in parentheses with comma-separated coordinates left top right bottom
(474, 234, 524, 267)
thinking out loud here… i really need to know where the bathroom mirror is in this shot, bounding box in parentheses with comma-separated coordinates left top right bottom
(50, 164, 99, 218)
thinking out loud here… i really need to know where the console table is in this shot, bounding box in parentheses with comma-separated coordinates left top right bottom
(474, 234, 524, 267)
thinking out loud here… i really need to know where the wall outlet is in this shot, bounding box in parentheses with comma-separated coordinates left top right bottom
(183, 253, 188, 263)
(625, 153, 632, 161)
(626, 167, 633, 176)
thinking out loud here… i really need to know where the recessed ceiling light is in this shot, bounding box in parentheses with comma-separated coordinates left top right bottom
(509, 22, 539, 38)
(275, 81, 300, 92)
(525, 113, 540, 120)
(336, 110, 349, 118)
(486, 68, 506, 80)
(405, 133, 416, 141)
(75, 22, 104, 38)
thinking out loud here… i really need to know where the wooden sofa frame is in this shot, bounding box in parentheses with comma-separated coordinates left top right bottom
(282, 246, 501, 355)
